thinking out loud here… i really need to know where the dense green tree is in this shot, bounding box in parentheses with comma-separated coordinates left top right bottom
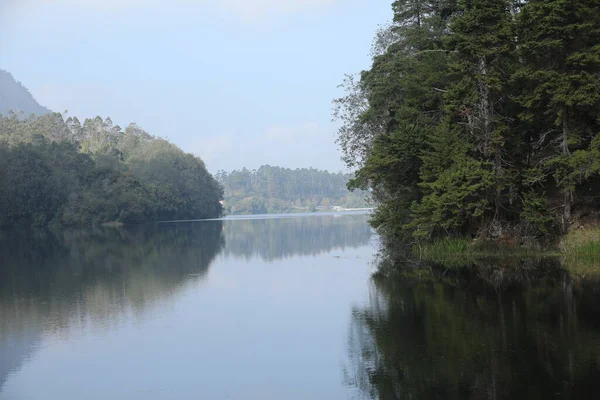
(336, 0, 458, 241)
(335, 0, 600, 243)
(515, 0, 600, 229)
(412, 0, 519, 238)
(0, 113, 223, 227)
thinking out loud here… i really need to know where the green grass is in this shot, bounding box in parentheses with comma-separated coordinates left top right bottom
(416, 237, 469, 258)
(560, 227, 600, 277)
(416, 237, 559, 265)
(411, 229, 600, 278)
(417, 228, 600, 269)
(414, 237, 474, 266)
(561, 227, 600, 256)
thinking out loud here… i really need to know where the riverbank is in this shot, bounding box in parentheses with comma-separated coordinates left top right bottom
(416, 227, 600, 265)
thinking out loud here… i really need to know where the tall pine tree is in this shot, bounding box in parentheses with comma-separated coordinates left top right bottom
(412, 0, 519, 238)
(516, 0, 600, 229)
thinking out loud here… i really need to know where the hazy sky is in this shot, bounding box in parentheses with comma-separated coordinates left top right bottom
(0, 0, 389, 173)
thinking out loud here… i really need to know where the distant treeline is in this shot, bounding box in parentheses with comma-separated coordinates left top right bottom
(0, 112, 223, 227)
(215, 166, 370, 215)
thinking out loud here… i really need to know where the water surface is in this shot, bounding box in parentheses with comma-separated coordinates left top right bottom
(347, 258, 600, 399)
(0, 214, 374, 400)
(4, 215, 600, 399)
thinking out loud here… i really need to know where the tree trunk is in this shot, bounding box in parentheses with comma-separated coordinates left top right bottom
(495, 150, 503, 219)
(478, 57, 503, 219)
(564, 191, 572, 226)
(562, 109, 572, 228)
(479, 57, 491, 153)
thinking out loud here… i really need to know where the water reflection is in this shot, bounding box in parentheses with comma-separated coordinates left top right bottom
(222, 214, 373, 262)
(0, 222, 224, 387)
(0, 214, 373, 395)
(346, 258, 600, 399)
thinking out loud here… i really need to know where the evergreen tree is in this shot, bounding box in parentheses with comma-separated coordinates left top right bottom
(335, 0, 600, 244)
(335, 0, 458, 241)
(412, 0, 519, 237)
(516, 0, 600, 229)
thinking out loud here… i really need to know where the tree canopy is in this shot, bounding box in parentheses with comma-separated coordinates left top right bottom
(0, 112, 223, 227)
(335, 0, 600, 243)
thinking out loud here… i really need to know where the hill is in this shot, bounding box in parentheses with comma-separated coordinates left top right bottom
(0, 69, 51, 117)
(0, 113, 223, 227)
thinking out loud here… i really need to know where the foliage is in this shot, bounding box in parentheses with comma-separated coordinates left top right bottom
(514, 0, 600, 226)
(335, 0, 600, 244)
(411, 156, 495, 238)
(0, 113, 223, 227)
(216, 165, 370, 215)
(520, 191, 557, 236)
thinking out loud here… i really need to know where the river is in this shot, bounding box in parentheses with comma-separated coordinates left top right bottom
(2, 213, 600, 399)
(0, 213, 374, 399)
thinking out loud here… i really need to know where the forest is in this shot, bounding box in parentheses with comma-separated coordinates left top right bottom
(335, 0, 600, 244)
(0, 112, 223, 227)
(216, 166, 370, 214)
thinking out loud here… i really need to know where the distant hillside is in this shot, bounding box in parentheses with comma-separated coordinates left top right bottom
(216, 166, 371, 215)
(0, 69, 51, 117)
(0, 114, 223, 227)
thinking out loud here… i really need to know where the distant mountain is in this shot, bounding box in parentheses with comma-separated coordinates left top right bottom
(0, 69, 51, 117)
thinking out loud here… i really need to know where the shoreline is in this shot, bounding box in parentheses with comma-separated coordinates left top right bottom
(416, 227, 600, 265)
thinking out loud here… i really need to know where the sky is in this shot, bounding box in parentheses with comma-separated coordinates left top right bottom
(0, 0, 390, 173)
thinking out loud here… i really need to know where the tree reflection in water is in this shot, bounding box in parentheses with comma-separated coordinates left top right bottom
(0, 214, 374, 390)
(222, 214, 373, 262)
(346, 258, 600, 400)
(0, 222, 225, 388)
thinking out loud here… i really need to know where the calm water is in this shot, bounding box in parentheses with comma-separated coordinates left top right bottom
(347, 259, 600, 399)
(0, 213, 375, 400)
(2, 214, 600, 399)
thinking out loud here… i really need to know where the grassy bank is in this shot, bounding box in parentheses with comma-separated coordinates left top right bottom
(416, 239, 556, 266)
(416, 228, 600, 265)
(559, 228, 600, 276)
(560, 228, 600, 256)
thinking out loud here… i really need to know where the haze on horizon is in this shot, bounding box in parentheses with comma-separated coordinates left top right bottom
(0, 0, 389, 173)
